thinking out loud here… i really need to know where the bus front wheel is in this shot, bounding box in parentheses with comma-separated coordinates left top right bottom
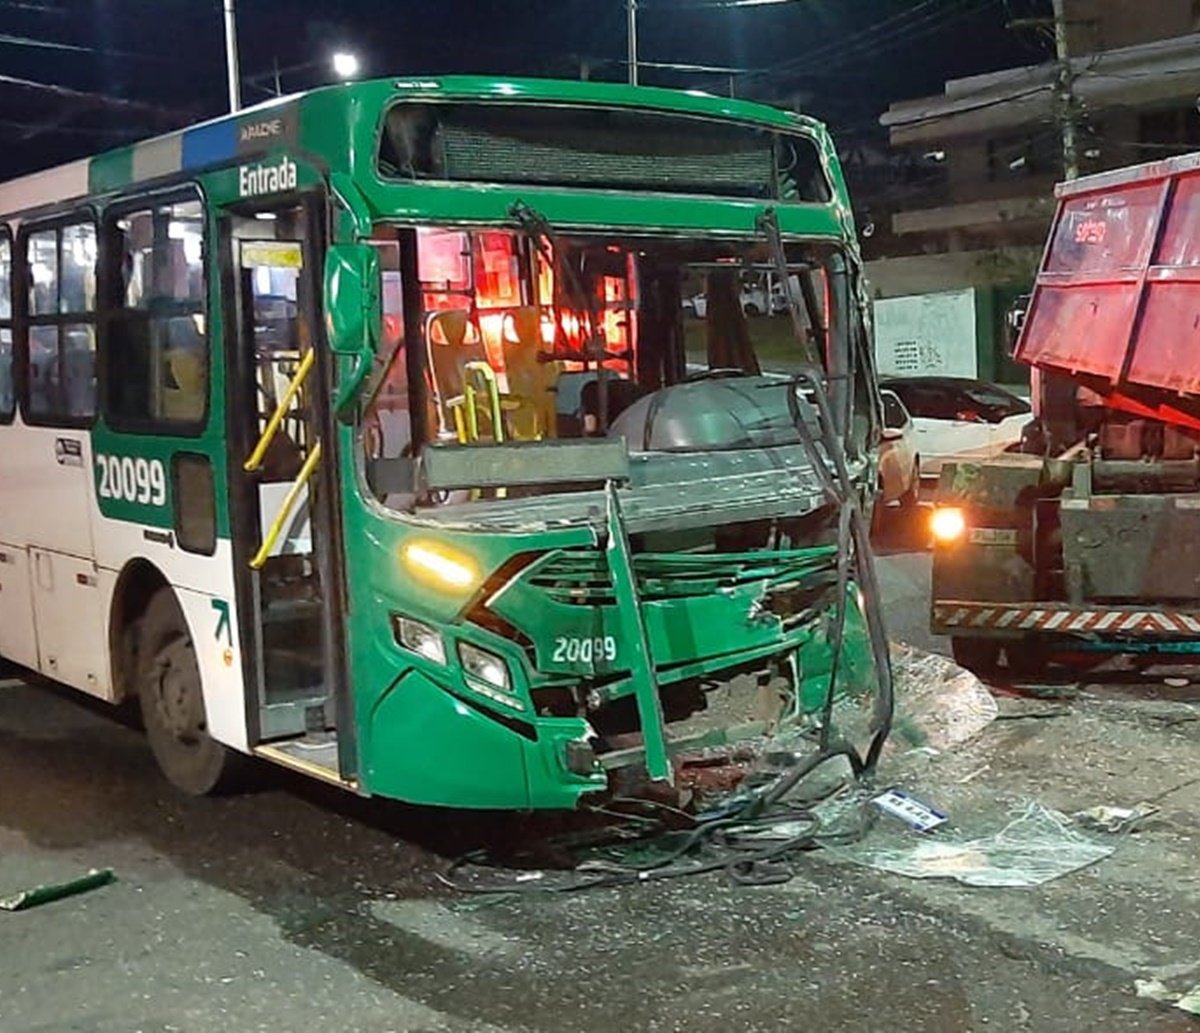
(138, 588, 239, 795)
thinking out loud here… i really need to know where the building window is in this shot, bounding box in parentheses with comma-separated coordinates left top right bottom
(103, 197, 208, 431)
(986, 131, 1061, 181)
(0, 233, 12, 422)
(1137, 108, 1200, 163)
(24, 219, 97, 424)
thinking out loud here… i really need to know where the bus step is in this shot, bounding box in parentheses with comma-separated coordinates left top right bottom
(255, 734, 351, 789)
(259, 697, 328, 739)
(260, 597, 323, 624)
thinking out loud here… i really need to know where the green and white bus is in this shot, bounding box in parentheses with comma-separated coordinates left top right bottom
(0, 76, 886, 809)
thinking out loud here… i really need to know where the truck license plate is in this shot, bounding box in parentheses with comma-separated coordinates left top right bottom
(968, 527, 1018, 545)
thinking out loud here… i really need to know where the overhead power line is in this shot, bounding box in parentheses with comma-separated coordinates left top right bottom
(0, 73, 182, 116)
(0, 118, 146, 139)
(758, 0, 944, 73)
(0, 32, 169, 62)
(639, 0, 805, 7)
(748, 0, 999, 83)
(0, 1, 65, 11)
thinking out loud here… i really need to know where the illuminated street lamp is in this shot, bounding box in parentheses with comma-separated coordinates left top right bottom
(332, 51, 361, 80)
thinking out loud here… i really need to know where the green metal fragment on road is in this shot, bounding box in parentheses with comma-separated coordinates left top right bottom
(0, 868, 115, 911)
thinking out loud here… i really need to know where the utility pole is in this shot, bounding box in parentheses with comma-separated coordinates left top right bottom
(1051, 0, 1078, 180)
(627, 0, 638, 85)
(223, 0, 241, 113)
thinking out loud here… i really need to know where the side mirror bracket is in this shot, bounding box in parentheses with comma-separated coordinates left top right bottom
(324, 243, 381, 420)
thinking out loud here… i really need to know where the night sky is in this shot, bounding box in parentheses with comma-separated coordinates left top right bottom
(0, 0, 1054, 181)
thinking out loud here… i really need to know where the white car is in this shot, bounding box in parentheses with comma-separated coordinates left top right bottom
(878, 389, 920, 508)
(882, 377, 1031, 481)
(686, 285, 772, 319)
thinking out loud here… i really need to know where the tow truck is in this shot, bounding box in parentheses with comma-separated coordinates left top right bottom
(931, 151, 1200, 676)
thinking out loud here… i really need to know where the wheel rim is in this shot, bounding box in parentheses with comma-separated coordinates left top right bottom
(149, 638, 205, 749)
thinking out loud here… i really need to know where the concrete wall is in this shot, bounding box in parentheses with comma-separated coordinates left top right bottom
(1066, 0, 1198, 52)
(865, 248, 1042, 300)
(866, 249, 1042, 386)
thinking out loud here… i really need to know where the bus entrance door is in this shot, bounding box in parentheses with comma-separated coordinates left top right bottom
(226, 202, 349, 784)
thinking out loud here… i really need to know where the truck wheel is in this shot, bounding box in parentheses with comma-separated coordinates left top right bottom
(138, 588, 240, 795)
(951, 637, 1001, 677)
(1004, 641, 1049, 679)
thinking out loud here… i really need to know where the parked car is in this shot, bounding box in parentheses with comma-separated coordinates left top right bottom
(881, 376, 1031, 480)
(872, 389, 920, 533)
(686, 287, 771, 319)
(687, 276, 797, 319)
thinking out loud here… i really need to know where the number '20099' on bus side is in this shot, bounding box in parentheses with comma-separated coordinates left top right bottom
(95, 454, 167, 507)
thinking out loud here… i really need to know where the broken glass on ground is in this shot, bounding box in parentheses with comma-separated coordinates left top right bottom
(1072, 802, 1158, 833)
(827, 800, 1114, 887)
(1135, 977, 1200, 1015)
(886, 642, 998, 754)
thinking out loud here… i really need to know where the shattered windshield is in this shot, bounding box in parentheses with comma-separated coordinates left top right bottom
(360, 226, 855, 511)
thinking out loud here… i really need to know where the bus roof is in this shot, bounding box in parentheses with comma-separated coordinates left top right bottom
(0, 75, 825, 219)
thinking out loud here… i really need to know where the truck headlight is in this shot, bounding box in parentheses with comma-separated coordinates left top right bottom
(931, 507, 966, 544)
(392, 615, 446, 665)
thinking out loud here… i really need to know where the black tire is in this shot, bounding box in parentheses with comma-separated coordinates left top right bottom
(138, 588, 241, 795)
(1004, 640, 1049, 679)
(743, 302, 762, 317)
(951, 637, 1002, 677)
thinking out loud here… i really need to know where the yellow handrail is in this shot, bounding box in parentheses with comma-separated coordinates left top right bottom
(460, 361, 504, 444)
(244, 349, 315, 473)
(249, 441, 322, 570)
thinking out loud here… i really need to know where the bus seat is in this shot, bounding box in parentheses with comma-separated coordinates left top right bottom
(503, 306, 559, 439)
(28, 349, 58, 415)
(163, 317, 206, 421)
(164, 350, 206, 420)
(62, 329, 96, 417)
(425, 309, 487, 432)
(580, 376, 646, 435)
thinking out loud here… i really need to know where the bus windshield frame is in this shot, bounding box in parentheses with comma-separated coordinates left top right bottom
(356, 224, 859, 513)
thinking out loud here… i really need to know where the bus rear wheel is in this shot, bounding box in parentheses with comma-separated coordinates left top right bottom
(137, 588, 239, 796)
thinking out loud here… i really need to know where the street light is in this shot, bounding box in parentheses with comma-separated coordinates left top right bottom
(223, 0, 240, 112)
(332, 51, 360, 80)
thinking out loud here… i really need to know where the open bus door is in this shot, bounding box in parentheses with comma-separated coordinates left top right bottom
(221, 195, 354, 786)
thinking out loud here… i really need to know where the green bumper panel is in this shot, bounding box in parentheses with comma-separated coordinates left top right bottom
(363, 669, 604, 809)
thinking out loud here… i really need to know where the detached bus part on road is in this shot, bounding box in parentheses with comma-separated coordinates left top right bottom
(0, 76, 889, 809)
(933, 151, 1200, 676)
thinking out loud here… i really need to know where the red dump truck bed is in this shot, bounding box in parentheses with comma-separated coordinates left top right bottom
(1016, 151, 1200, 430)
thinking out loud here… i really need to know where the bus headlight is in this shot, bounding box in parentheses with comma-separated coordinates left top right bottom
(458, 642, 524, 710)
(931, 507, 966, 544)
(401, 539, 480, 592)
(392, 615, 447, 665)
(459, 642, 511, 691)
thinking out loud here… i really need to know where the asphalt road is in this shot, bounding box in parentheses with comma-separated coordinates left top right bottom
(2, 534, 1199, 1032)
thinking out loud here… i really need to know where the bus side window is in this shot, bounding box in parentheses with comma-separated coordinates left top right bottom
(23, 220, 98, 425)
(0, 234, 12, 421)
(102, 198, 207, 431)
(363, 236, 416, 507)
